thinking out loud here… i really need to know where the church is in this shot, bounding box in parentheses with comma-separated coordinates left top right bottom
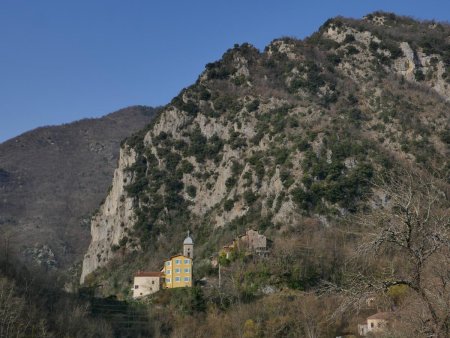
(132, 233, 194, 298)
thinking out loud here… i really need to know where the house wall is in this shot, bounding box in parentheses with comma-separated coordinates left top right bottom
(367, 318, 387, 332)
(240, 230, 267, 250)
(163, 255, 192, 288)
(358, 324, 368, 336)
(133, 276, 160, 298)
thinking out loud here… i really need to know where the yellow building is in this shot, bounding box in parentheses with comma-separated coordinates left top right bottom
(162, 254, 193, 288)
(162, 233, 194, 289)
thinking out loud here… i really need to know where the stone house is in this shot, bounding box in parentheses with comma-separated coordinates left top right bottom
(218, 229, 270, 261)
(358, 312, 393, 336)
(237, 229, 270, 256)
(132, 271, 163, 298)
(132, 233, 194, 298)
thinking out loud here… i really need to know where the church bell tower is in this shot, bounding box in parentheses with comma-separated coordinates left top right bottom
(183, 231, 194, 259)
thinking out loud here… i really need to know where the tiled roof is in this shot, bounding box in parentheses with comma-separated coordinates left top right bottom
(165, 254, 191, 260)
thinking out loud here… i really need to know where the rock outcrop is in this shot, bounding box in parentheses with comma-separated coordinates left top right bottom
(80, 147, 138, 283)
(80, 13, 450, 285)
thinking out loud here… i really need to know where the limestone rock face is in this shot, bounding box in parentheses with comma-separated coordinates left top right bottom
(323, 20, 450, 100)
(80, 14, 450, 285)
(80, 147, 138, 283)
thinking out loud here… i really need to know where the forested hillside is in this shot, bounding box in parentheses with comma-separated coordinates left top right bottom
(0, 106, 157, 270)
(3, 12, 449, 337)
(81, 12, 450, 337)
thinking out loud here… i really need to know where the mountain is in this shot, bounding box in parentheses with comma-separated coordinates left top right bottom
(78, 12, 450, 336)
(81, 12, 450, 283)
(0, 106, 157, 269)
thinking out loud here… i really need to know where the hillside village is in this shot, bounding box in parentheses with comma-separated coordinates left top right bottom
(75, 12, 450, 337)
(131, 230, 398, 337)
(132, 233, 194, 298)
(133, 229, 270, 298)
(2, 11, 449, 338)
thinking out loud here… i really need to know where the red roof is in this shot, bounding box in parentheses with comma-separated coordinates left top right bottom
(135, 271, 163, 277)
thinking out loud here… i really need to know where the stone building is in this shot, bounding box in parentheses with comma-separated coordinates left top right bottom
(358, 312, 393, 336)
(218, 229, 270, 261)
(132, 271, 163, 298)
(132, 233, 194, 298)
(237, 229, 269, 256)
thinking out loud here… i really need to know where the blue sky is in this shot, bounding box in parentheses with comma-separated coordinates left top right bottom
(0, 1, 448, 142)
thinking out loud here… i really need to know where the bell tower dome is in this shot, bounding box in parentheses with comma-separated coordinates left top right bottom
(183, 231, 194, 258)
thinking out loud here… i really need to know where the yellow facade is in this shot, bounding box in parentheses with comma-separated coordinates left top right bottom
(163, 255, 193, 288)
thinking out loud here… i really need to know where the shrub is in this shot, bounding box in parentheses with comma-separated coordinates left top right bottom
(119, 236, 128, 247)
(171, 97, 199, 116)
(415, 69, 425, 81)
(243, 190, 257, 205)
(224, 199, 235, 211)
(186, 185, 197, 198)
(179, 160, 194, 174)
(343, 34, 355, 44)
(440, 130, 450, 144)
(225, 177, 237, 191)
(165, 152, 181, 172)
(345, 45, 359, 56)
(274, 148, 290, 165)
(246, 99, 260, 112)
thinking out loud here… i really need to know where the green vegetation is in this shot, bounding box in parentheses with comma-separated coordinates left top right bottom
(82, 12, 450, 338)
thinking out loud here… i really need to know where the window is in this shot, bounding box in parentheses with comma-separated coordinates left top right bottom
(152, 281, 155, 285)
(165, 261, 171, 266)
(184, 259, 190, 264)
(166, 278, 171, 283)
(166, 270, 171, 275)
(175, 277, 181, 282)
(175, 268, 181, 273)
(184, 268, 190, 273)
(175, 259, 181, 264)
(184, 277, 190, 282)
(134, 285, 139, 289)
(371, 323, 374, 328)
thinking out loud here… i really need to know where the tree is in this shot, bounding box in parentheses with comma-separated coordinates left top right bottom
(354, 171, 450, 337)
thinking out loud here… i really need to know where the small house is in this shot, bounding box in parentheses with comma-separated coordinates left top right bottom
(132, 271, 163, 298)
(358, 312, 393, 336)
(237, 229, 270, 256)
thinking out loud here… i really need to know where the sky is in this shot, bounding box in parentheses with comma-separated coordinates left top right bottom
(0, 1, 448, 143)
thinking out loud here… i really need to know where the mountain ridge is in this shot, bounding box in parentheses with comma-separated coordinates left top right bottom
(81, 12, 449, 287)
(0, 105, 157, 269)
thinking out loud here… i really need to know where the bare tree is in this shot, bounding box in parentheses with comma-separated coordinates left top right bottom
(0, 277, 26, 337)
(355, 171, 450, 337)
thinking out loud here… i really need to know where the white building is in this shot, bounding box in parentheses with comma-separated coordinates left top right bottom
(132, 271, 163, 298)
(358, 312, 393, 336)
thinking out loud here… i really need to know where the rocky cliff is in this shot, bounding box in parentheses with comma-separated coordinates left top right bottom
(80, 147, 138, 282)
(80, 13, 450, 285)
